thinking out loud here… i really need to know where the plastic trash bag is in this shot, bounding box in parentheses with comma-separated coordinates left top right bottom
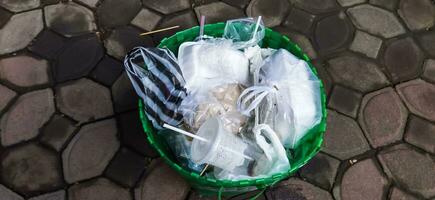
(124, 47, 186, 129)
(178, 39, 250, 92)
(223, 17, 265, 49)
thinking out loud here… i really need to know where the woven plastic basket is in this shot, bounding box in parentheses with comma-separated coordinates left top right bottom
(138, 22, 327, 197)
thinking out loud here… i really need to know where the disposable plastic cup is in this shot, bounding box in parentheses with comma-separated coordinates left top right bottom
(191, 117, 252, 171)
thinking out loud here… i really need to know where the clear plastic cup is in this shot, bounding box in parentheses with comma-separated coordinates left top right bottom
(191, 117, 252, 171)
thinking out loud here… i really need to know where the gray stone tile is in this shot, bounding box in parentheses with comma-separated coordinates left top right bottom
(378, 144, 435, 198)
(290, 0, 339, 14)
(76, 0, 98, 8)
(404, 116, 435, 154)
(0, 10, 43, 55)
(322, 110, 370, 160)
(142, 0, 190, 14)
(314, 12, 354, 54)
(327, 54, 389, 92)
(0, 184, 23, 200)
(350, 30, 382, 58)
(416, 31, 435, 57)
(396, 79, 435, 122)
(97, 0, 141, 29)
(28, 30, 66, 59)
(283, 7, 315, 34)
(68, 178, 131, 200)
(0, 55, 50, 87)
(389, 187, 419, 200)
(56, 78, 113, 122)
(188, 191, 219, 200)
(104, 26, 154, 60)
(1, 89, 55, 146)
(195, 2, 245, 24)
(105, 148, 149, 187)
(347, 4, 405, 38)
(383, 37, 424, 83)
(328, 85, 362, 118)
(135, 159, 190, 200)
(423, 59, 435, 83)
(0, 84, 15, 112)
(0, 0, 39, 12)
(299, 152, 340, 190)
(90, 56, 123, 86)
(266, 178, 333, 200)
(28, 190, 65, 200)
(0, 143, 63, 195)
(369, 0, 398, 11)
(274, 27, 317, 59)
(151, 11, 198, 43)
(111, 73, 138, 113)
(336, 159, 388, 200)
(44, 2, 96, 37)
(312, 60, 333, 96)
(246, 0, 289, 27)
(336, 0, 365, 7)
(398, 0, 434, 31)
(359, 87, 407, 148)
(221, 0, 250, 8)
(0, 7, 12, 29)
(62, 119, 119, 183)
(40, 115, 77, 151)
(131, 8, 162, 31)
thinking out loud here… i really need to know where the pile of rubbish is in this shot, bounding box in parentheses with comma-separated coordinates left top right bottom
(124, 17, 322, 180)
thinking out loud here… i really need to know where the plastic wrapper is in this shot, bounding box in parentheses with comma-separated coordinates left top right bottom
(223, 17, 265, 49)
(124, 47, 186, 129)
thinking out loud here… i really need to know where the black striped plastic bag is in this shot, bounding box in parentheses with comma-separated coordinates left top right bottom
(124, 47, 187, 129)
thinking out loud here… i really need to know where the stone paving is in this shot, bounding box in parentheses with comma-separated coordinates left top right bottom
(0, 0, 434, 199)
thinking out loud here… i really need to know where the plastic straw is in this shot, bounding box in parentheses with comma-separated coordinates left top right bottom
(163, 124, 208, 142)
(140, 26, 180, 36)
(199, 16, 205, 39)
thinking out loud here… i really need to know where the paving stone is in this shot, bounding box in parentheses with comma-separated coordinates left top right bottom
(56, 35, 103, 82)
(151, 11, 198, 43)
(221, 0, 250, 8)
(118, 110, 158, 157)
(0, 84, 15, 112)
(389, 187, 419, 200)
(0, 55, 49, 87)
(105, 148, 149, 187)
(299, 152, 340, 189)
(328, 85, 362, 118)
(90, 56, 123, 86)
(76, 0, 98, 8)
(188, 191, 218, 200)
(384, 37, 424, 83)
(104, 26, 154, 60)
(0, 184, 24, 200)
(369, 0, 398, 11)
(0, 7, 12, 28)
(347, 4, 405, 38)
(327, 54, 389, 92)
(266, 178, 333, 200)
(28, 30, 66, 59)
(274, 27, 317, 59)
(41, 0, 59, 5)
(97, 0, 141, 29)
(312, 60, 333, 95)
(404, 116, 435, 155)
(28, 190, 65, 200)
(338, 159, 388, 200)
(135, 158, 190, 200)
(416, 31, 435, 57)
(398, 0, 435, 31)
(350, 30, 382, 58)
(290, 0, 339, 14)
(40, 115, 77, 151)
(112, 73, 138, 113)
(322, 110, 370, 160)
(195, 2, 245, 24)
(62, 119, 119, 183)
(142, 0, 190, 14)
(283, 8, 315, 34)
(314, 12, 354, 54)
(378, 144, 435, 198)
(1, 89, 55, 146)
(396, 79, 435, 122)
(246, 0, 289, 27)
(230, 190, 266, 200)
(336, 0, 365, 7)
(0, 0, 39, 12)
(68, 178, 131, 200)
(423, 59, 435, 82)
(45, 2, 96, 37)
(0, 143, 63, 194)
(131, 8, 162, 31)
(192, 0, 219, 6)
(359, 87, 407, 148)
(0, 10, 43, 55)
(56, 78, 113, 122)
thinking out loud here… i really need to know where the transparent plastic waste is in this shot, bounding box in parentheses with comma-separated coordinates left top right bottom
(124, 47, 186, 129)
(223, 17, 265, 49)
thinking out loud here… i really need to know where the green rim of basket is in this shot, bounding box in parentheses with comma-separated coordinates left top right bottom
(138, 22, 327, 191)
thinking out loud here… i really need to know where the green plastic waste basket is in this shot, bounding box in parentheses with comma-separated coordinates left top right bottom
(138, 23, 327, 197)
